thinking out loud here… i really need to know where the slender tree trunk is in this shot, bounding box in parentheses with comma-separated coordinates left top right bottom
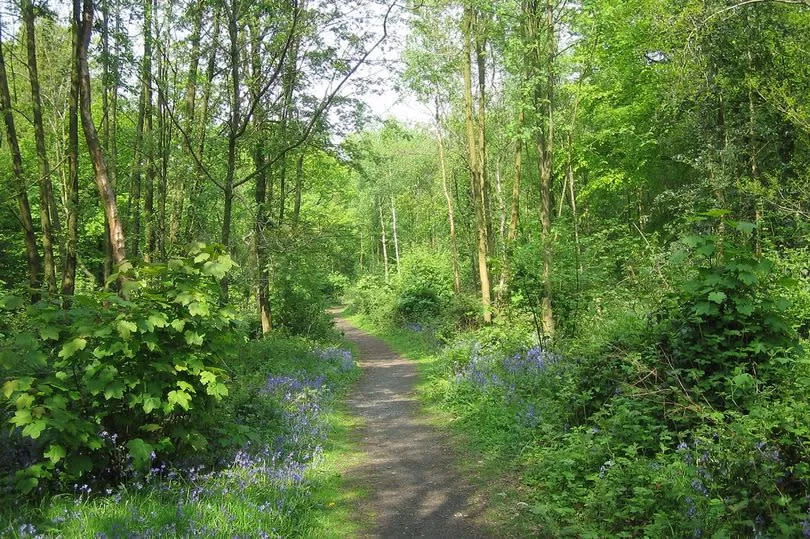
(530, 0, 555, 336)
(78, 0, 126, 269)
(143, 0, 156, 261)
(170, 0, 203, 244)
(221, 0, 241, 300)
(497, 107, 525, 301)
(437, 117, 461, 294)
(462, 6, 491, 323)
(185, 8, 219, 241)
(0, 19, 41, 301)
(101, 0, 113, 280)
(380, 202, 389, 282)
(254, 142, 272, 334)
(130, 90, 145, 258)
(22, 0, 57, 294)
(292, 152, 304, 227)
(62, 0, 81, 298)
(391, 195, 401, 275)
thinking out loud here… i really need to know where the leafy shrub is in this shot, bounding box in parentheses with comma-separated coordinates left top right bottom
(394, 249, 454, 322)
(656, 231, 798, 409)
(345, 274, 395, 327)
(0, 244, 240, 493)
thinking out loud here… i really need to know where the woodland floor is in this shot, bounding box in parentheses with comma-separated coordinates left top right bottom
(332, 309, 493, 538)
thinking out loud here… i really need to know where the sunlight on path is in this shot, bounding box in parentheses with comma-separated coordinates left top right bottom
(333, 311, 491, 538)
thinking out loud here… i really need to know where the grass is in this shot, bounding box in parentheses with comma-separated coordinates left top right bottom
(1, 334, 370, 538)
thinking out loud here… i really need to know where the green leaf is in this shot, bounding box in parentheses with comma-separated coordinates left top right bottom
(0, 294, 24, 310)
(2, 379, 18, 399)
(22, 420, 47, 439)
(176, 380, 196, 393)
(735, 221, 755, 234)
(145, 312, 168, 331)
(39, 326, 60, 341)
(708, 291, 726, 304)
(104, 380, 125, 400)
(188, 301, 210, 317)
(10, 409, 32, 426)
(116, 320, 138, 339)
(193, 252, 211, 263)
(207, 382, 228, 399)
(170, 319, 186, 332)
(200, 371, 216, 386)
(44, 444, 66, 464)
(143, 395, 161, 414)
(58, 337, 87, 359)
(127, 438, 154, 469)
(167, 389, 191, 410)
(184, 331, 204, 346)
(17, 476, 38, 493)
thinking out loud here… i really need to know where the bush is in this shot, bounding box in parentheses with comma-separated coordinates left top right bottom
(394, 249, 454, 322)
(0, 244, 240, 493)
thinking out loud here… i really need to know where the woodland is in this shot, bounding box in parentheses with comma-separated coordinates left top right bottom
(1, 0, 810, 536)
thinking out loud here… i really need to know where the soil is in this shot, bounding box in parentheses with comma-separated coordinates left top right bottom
(334, 311, 492, 538)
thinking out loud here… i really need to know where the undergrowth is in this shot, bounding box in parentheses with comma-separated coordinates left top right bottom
(1, 336, 363, 538)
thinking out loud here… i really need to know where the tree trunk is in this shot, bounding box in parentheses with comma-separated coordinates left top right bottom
(497, 107, 525, 302)
(529, 0, 555, 336)
(62, 0, 81, 298)
(292, 152, 304, 227)
(78, 0, 126, 269)
(142, 0, 156, 261)
(101, 0, 114, 281)
(391, 195, 401, 275)
(170, 0, 203, 244)
(22, 0, 57, 294)
(220, 0, 241, 300)
(462, 6, 491, 323)
(379, 203, 389, 282)
(0, 19, 41, 301)
(437, 117, 461, 294)
(185, 8, 219, 242)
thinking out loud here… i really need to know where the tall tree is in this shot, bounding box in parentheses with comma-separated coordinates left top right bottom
(0, 14, 41, 301)
(62, 0, 81, 297)
(78, 0, 126, 268)
(461, 4, 492, 323)
(22, 0, 58, 294)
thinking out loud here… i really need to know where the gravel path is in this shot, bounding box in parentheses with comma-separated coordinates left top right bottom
(334, 312, 491, 538)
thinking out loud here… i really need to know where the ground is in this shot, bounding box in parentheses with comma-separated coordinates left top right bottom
(334, 311, 493, 538)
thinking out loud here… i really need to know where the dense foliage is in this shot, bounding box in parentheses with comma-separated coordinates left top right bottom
(1, 0, 810, 534)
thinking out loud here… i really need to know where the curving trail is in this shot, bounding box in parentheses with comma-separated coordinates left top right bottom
(333, 311, 491, 538)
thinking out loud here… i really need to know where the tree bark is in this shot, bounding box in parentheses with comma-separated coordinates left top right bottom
(292, 152, 304, 227)
(436, 114, 461, 294)
(185, 8, 219, 242)
(462, 6, 492, 323)
(0, 18, 42, 301)
(379, 202, 389, 282)
(143, 0, 156, 261)
(170, 0, 203, 244)
(22, 0, 57, 294)
(62, 0, 81, 298)
(78, 0, 126, 269)
(391, 195, 401, 275)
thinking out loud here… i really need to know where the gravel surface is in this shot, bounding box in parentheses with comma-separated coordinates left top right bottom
(334, 312, 491, 538)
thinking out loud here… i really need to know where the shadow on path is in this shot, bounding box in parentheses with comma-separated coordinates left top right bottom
(333, 310, 492, 538)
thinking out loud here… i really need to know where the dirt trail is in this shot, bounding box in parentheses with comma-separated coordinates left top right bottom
(334, 311, 491, 538)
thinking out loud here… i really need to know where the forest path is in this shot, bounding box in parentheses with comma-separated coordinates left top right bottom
(333, 310, 492, 538)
